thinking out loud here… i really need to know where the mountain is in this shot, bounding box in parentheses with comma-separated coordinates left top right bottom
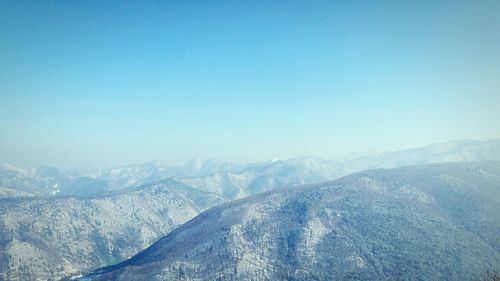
(1, 140, 499, 279)
(0, 165, 109, 198)
(94, 159, 243, 191)
(338, 139, 500, 172)
(173, 139, 500, 200)
(0, 165, 45, 197)
(81, 161, 500, 281)
(177, 159, 332, 199)
(1, 139, 500, 199)
(0, 180, 224, 281)
(0, 160, 243, 199)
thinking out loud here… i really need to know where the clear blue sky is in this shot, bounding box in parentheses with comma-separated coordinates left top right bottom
(1, 0, 499, 169)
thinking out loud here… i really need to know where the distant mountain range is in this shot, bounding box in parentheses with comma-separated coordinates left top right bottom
(0, 160, 241, 199)
(2, 139, 500, 199)
(79, 161, 500, 281)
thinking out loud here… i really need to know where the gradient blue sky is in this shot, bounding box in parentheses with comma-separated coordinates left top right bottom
(1, 0, 499, 168)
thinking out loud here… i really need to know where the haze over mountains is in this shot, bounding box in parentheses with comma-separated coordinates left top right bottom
(2, 139, 500, 200)
(0, 139, 499, 280)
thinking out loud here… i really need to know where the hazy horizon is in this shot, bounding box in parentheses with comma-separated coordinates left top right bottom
(1, 1, 499, 169)
(1, 138, 498, 171)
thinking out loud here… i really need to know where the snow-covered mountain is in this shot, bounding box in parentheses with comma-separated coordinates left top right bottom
(0, 164, 108, 197)
(0, 165, 45, 197)
(336, 139, 500, 173)
(94, 159, 243, 191)
(177, 159, 332, 199)
(176, 139, 500, 200)
(1, 139, 500, 280)
(0, 160, 240, 198)
(0, 180, 224, 281)
(81, 161, 500, 281)
(1, 139, 500, 199)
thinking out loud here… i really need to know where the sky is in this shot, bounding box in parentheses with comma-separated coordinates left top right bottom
(1, 0, 499, 169)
